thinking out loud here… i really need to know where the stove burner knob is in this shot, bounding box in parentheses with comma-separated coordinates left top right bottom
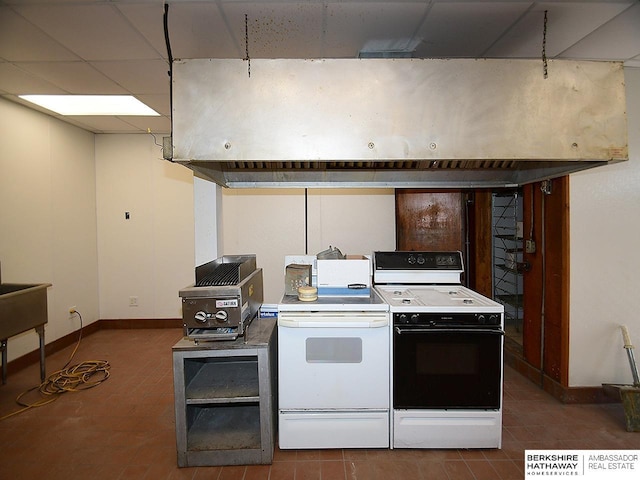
(408, 255, 416, 265)
(489, 314, 499, 324)
(194, 311, 208, 324)
(477, 314, 486, 324)
(410, 314, 420, 324)
(398, 314, 408, 324)
(417, 255, 425, 265)
(214, 310, 228, 323)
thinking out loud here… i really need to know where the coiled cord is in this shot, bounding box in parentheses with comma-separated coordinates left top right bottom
(0, 311, 110, 421)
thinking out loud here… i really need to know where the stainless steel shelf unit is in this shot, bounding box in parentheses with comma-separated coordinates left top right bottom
(172, 319, 276, 467)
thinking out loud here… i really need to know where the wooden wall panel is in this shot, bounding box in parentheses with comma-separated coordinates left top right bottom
(523, 183, 542, 368)
(470, 190, 493, 297)
(522, 178, 570, 385)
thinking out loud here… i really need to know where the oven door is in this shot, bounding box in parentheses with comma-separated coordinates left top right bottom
(278, 311, 390, 410)
(394, 327, 503, 409)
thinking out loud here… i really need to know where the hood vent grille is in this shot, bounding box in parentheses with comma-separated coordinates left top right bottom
(223, 160, 518, 170)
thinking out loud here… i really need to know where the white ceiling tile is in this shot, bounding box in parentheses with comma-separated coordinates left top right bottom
(117, 2, 186, 60)
(135, 93, 171, 117)
(17, 62, 127, 94)
(15, 3, 161, 61)
(0, 62, 67, 94)
(141, 2, 242, 59)
(415, 2, 531, 57)
(223, 1, 326, 58)
(0, 6, 79, 62)
(486, 2, 633, 58)
(90, 60, 170, 95)
(560, 3, 640, 61)
(121, 115, 172, 135)
(64, 115, 150, 134)
(325, 2, 428, 57)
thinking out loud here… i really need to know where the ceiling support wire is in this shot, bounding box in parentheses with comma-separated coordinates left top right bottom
(542, 10, 549, 79)
(244, 14, 251, 78)
(480, 3, 537, 57)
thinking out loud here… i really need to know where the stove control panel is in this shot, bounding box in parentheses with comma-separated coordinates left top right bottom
(182, 296, 242, 328)
(394, 312, 501, 327)
(374, 251, 463, 271)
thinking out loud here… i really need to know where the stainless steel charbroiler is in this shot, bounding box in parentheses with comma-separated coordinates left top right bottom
(179, 255, 263, 342)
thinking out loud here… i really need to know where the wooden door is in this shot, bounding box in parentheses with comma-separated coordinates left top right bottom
(395, 190, 465, 252)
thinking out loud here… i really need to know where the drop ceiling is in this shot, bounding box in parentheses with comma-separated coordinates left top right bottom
(1, 0, 639, 134)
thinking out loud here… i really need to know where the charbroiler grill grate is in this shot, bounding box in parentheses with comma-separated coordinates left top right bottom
(180, 254, 263, 342)
(195, 262, 242, 286)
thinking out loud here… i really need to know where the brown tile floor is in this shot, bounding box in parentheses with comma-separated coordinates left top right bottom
(1, 327, 639, 480)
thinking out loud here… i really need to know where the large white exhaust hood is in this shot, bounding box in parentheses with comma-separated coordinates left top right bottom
(171, 58, 627, 188)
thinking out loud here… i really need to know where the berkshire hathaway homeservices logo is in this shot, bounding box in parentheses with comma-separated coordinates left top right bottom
(525, 450, 639, 479)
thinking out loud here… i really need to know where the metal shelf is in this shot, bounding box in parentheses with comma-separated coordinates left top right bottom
(185, 358, 259, 403)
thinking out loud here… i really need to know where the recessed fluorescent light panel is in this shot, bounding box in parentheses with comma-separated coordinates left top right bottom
(19, 95, 160, 116)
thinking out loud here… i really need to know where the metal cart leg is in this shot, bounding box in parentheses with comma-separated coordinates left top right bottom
(35, 325, 46, 383)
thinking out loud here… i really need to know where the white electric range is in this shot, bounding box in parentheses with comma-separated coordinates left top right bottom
(373, 251, 505, 449)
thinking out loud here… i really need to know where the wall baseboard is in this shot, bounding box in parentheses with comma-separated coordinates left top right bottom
(3, 318, 182, 379)
(504, 342, 619, 405)
(98, 318, 183, 329)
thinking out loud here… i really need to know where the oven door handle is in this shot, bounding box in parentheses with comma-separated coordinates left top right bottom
(394, 327, 504, 335)
(280, 315, 389, 328)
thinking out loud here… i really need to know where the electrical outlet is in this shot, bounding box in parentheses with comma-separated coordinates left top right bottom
(69, 306, 77, 314)
(525, 239, 536, 254)
(129, 296, 139, 307)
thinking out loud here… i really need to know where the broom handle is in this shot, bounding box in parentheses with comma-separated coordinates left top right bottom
(621, 325, 640, 386)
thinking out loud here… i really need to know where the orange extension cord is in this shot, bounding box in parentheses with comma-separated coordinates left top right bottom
(0, 311, 110, 421)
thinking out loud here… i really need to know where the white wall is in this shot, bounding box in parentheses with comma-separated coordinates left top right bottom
(95, 135, 195, 319)
(569, 67, 640, 387)
(220, 188, 396, 303)
(0, 98, 99, 361)
(194, 176, 221, 265)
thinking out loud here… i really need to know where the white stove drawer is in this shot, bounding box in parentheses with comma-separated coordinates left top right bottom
(393, 409, 502, 449)
(279, 411, 389, 449)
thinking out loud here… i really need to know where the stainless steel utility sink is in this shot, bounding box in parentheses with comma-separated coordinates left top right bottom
(0, 282, 51, 384)
(1, 283, 41, 295)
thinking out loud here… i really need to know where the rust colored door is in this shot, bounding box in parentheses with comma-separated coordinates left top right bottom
(396, 190, 465, 252)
